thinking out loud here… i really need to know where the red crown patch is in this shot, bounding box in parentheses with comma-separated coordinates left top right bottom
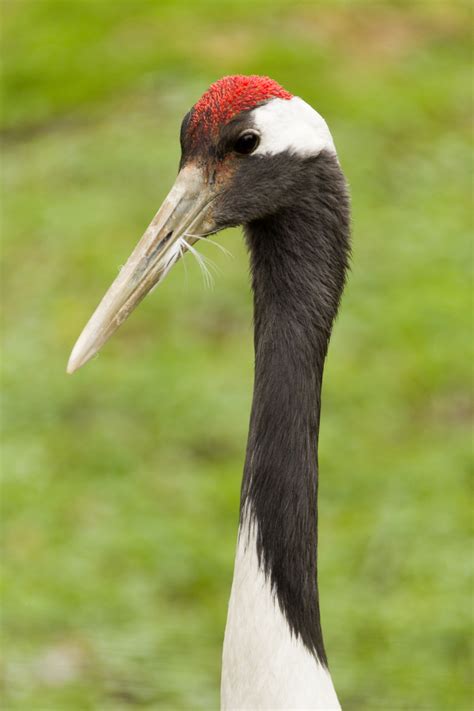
(189, 75, 292, 139)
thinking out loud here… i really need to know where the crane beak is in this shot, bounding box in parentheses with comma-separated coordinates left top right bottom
(67, 164, 218, 374)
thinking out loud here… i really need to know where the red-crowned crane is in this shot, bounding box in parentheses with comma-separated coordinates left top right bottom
(68, 75, 350, 710)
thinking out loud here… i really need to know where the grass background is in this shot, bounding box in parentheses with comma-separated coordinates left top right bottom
(1, 1, 472, 709)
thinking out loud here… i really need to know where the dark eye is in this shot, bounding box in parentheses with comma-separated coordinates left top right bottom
(233, 131, 260, 155)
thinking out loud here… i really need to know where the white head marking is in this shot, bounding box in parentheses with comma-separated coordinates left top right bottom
(251, 96, 337, 158)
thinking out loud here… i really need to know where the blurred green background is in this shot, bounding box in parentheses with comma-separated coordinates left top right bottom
(2, 1, 472, 709)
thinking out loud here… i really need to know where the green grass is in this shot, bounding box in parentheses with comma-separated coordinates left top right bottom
(2, 1, 473, 709)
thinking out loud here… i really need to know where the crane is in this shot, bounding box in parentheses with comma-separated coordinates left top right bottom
(68, 75, 350, 710)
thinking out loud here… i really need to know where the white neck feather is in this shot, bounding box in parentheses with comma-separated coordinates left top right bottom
(221, 512, 340, 710)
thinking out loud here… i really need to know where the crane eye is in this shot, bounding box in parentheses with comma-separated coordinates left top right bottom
(233, 131, 260, 155)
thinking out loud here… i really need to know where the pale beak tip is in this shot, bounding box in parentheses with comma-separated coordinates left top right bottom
(66, 339, 92, 375)
(66, 359, 78, 375)
(66, 352, 81, 375)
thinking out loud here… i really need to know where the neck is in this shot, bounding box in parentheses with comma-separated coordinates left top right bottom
(221, 152, 349, 710)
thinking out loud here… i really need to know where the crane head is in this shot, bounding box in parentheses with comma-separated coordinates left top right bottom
(67, 75, 336, 373)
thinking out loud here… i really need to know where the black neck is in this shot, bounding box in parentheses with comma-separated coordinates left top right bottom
(241, 151, 350, 664)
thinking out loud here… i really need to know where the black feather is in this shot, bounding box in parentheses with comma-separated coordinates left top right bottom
(238, 150, 350, 666)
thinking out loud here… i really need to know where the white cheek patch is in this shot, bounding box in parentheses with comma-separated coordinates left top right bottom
(251, 96, 337, 158)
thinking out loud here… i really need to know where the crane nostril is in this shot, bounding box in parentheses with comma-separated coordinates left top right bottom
(161, 230, 173, 246)
(144, 231, 174, 263)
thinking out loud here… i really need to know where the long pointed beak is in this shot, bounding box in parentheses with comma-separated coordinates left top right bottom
(67, 164, 217, 374)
